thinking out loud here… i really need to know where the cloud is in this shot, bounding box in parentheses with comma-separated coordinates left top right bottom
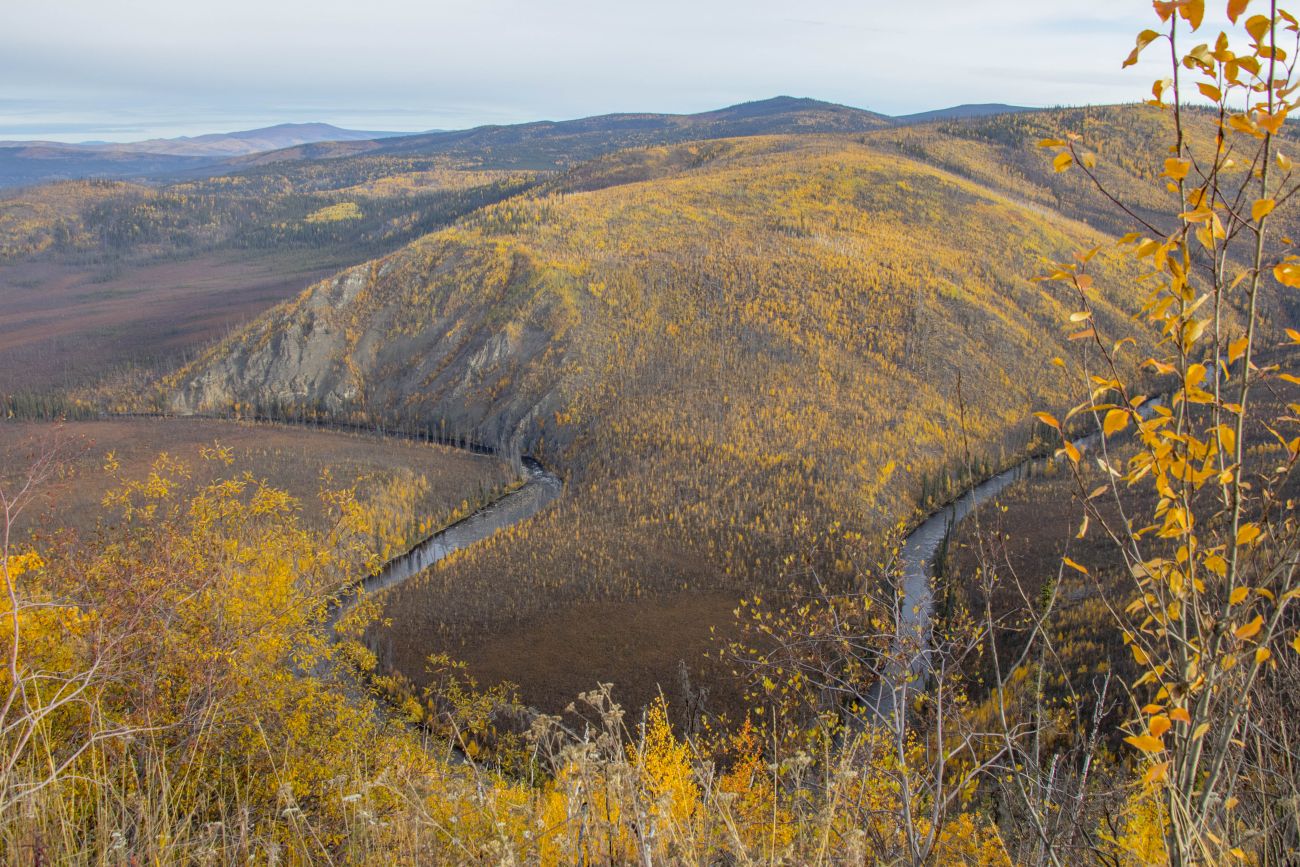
(0, 120, 151, 136)
(0, 0, 1225, 141)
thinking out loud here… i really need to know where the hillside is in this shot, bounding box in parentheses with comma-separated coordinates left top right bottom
(0, 166, 537, 392)
(0, 97, 890, 393)
(893, 103, 1035, 124)
(0, 147, 212, 190)
(870, 104, 1300, 236)
(227, 96, 893, 169)
(0, 123, 414, 188)
(867, 103, 1300, 328)
(163, 132, 1155, 712)
(14, 102, 1204, 399)
(0, 123, 411, 157)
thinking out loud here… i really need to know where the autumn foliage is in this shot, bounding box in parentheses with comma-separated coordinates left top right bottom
(3, 2, 1300, 864)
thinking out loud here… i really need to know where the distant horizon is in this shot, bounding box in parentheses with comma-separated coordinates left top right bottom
(3, 1, 1235, 146)
(0, 97, 1051, 145)
(0, 120, 437, 146)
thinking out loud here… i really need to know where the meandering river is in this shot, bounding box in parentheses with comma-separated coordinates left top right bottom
(868, 407, 1149, 721)
(254, 404, 1133, 723)
(361, 457, 563, 597)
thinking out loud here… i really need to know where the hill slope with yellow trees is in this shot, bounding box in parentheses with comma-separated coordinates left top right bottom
(868, 103, 1300, 325)
(163, 130, 1157, 712)
(15, 1, 1300, 857)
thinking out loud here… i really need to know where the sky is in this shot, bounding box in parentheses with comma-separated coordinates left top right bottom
(1, 0, 1234, 142)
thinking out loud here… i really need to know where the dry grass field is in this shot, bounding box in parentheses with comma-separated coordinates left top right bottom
(380, 588, 746, 721)
(0, 252, 339, 393)
(0, 416, 514, 545)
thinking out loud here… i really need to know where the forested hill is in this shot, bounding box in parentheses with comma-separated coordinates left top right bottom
(0, 124, 413, 188)
(167, 132, 1136, 467)
(0, 97, 892, 190)
(159, 121, 1171, 709)
(225, 96, 894, 169)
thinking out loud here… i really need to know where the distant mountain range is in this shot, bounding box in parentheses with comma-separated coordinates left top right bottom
(0, 123, 415, 157)
(892, 103, 1035, 124)
(0, 99, 1035, 189)
(226, 96, 896, 170)
(0, 123, 420, 189)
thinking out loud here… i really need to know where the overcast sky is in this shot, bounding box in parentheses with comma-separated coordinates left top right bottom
(1, 1, 1232, 142)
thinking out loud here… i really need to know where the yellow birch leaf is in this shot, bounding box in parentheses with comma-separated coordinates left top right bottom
(1143, 761, 1170, 785)
(1235, 615, 1263, 640)
(1104, 408, 1130, 437)
(1246, 14, 1271, 42)
(1229, 114, 1259, 135)
(1236, 524, 1262, 546)
(1268, 261, 1300, 288)
(1124, 734, 1165, 752)
(1165, 158, 1191, 180)
(1149, 716, 1172, 737)
(1252, 198, 1276, 221)
(1053, 152, 1074, 172)
(1124, 29, 1162, 68)
(1196, 226, 1214, 250)
(1258, 108, 1289, 135)
(1230, 586, 1250, 605)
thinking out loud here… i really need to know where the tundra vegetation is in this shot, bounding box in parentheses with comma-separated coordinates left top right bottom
(0, 162, 538, 395)
(1, 2, 1299, 863)
(163, 132, 1155, 715)
(0, 417, 515, 550)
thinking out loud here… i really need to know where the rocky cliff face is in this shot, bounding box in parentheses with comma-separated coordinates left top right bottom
(168, 234, 573, 461)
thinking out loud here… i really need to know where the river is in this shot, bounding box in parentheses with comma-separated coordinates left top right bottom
(360, 457, 562, 597)
(867, 406, 1151, 721)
